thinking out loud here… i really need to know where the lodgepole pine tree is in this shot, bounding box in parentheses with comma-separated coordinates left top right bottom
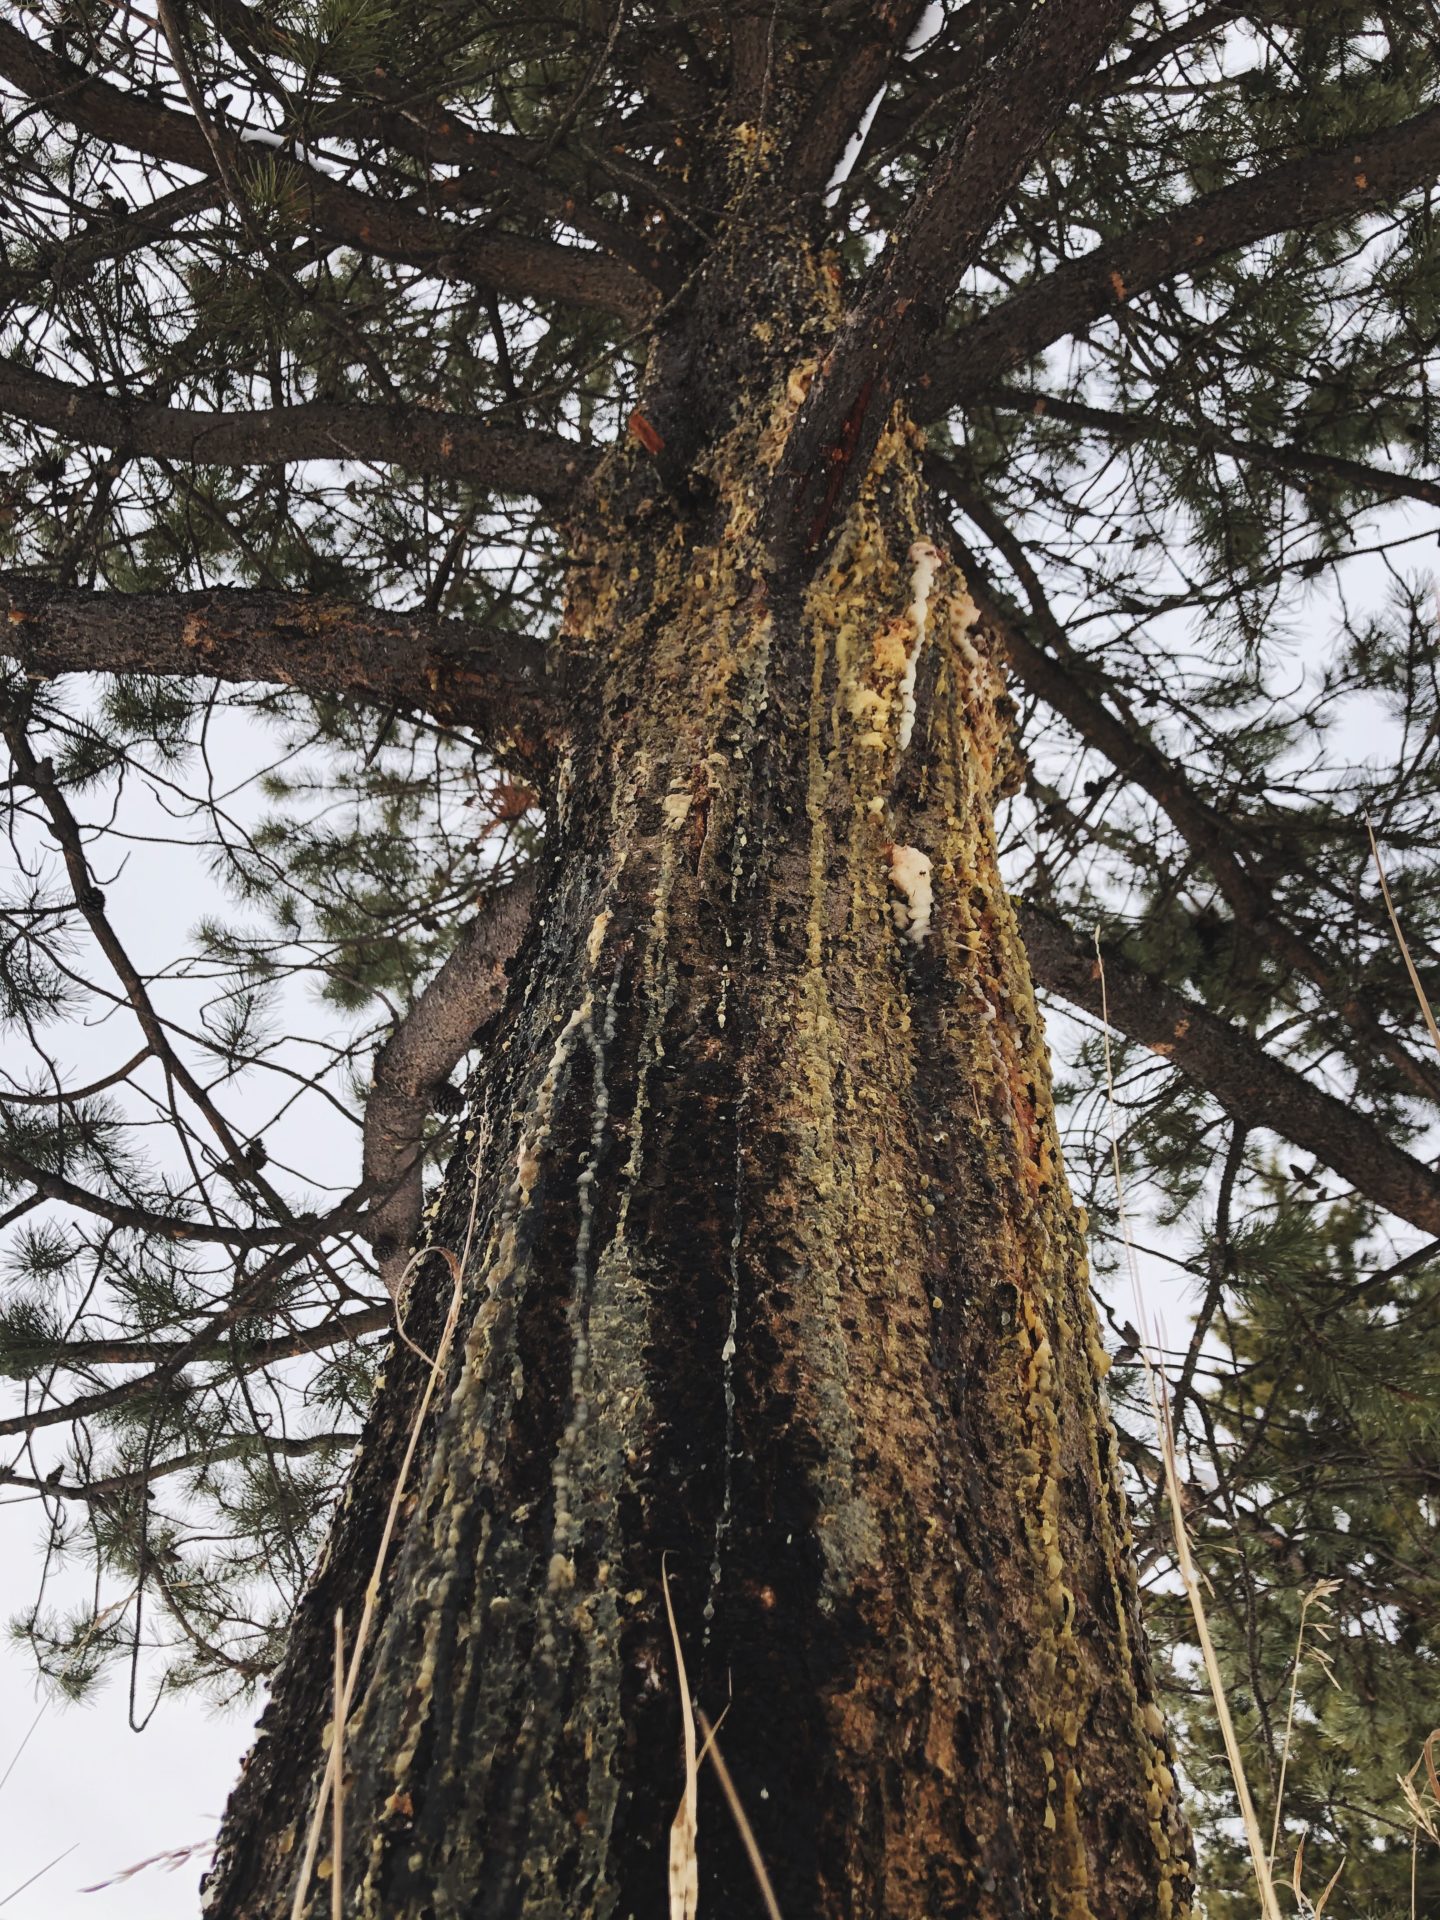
(2, 2, 1440, 1915)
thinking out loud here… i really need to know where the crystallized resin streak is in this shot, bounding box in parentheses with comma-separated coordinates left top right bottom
(205, 228, 1191, 1920)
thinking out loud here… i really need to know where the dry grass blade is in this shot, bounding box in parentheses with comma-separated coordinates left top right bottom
(1398, 1770, 1439, 1841)
(1292, 1833, 1347, 1920)
(289, 1240, 467, 1920)
(1153, 1391, 1284, 1920)
(663, 1556, 700, 1920)
(332, 1608, 345, 1920)
(1094, 933, 1286, 1920)
(80, 1838, 213, 1893)
(1399, 1729, 1440, 1842)
(697, 1710, 784, 1920)
(1422, 1729, 1440, 1812)
(1313, 1855, 1346, 1917)
(1269, 1579, 1341, 1874)
(1366, 815, 1440, 1064)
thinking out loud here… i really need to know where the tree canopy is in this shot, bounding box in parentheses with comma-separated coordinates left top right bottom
(2, 0, 1440, 1908)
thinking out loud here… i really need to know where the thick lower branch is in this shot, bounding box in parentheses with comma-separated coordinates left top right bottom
(2, 578, 565, 774)
(1020, 900, 1440, 1238)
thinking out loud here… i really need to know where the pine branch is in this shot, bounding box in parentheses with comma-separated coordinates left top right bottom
(365, 868, 538, 1294)
(0, 1141, 306, 1246)
(0, 19, 655, 317)
(0, 362, 593, 499)
(2, 578, 566, 774)
(0, 179, 220, 304)
(2, 707, 314, 1217)
(774, 0, 1132, 553)
(0, 1429, 363, 1505)
(1018, 899, 1440, 1240)
(194, 0, 678, 281)
(0, 1221, 361, 1441)
(979, 386, 1440, 512)
(919, 99, 1440, 420)
(932, 463, 1440, 1108)
(1087, 1, 1242, 97)
(9, 1303, 391, 1374)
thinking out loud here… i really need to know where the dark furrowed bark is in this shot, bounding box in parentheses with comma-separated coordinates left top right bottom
(204, 234, 1190, 1920)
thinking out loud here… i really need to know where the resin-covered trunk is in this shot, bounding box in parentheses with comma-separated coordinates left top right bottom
(205, 241, 1191, 1920)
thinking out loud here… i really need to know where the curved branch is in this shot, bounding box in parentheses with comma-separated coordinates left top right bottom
(2, 577, 567, 773)
(0, 362, 593, 499)
(981, 385, 1440, 512)
(365, 868, 538, 1294)
(919, 100, 1440, 420)
(0, 20, 654, 317)
(1018, 900, 1440, 1240)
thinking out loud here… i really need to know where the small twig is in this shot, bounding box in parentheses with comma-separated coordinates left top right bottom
(1366, 813, 1440, 1064)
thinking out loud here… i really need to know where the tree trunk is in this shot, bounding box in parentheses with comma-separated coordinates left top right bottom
(203, 230, 1192, 1920)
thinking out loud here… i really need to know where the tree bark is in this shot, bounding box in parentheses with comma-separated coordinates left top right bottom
(203, 231, 1191, 1920)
